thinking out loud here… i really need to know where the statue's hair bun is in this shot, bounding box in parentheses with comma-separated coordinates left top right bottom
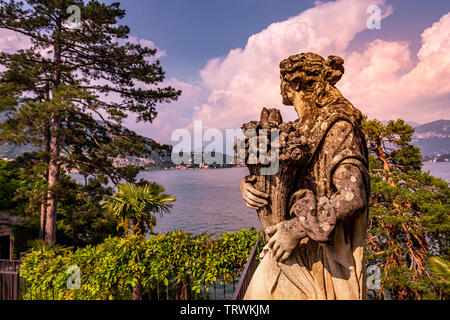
(324, 55, 344, 85)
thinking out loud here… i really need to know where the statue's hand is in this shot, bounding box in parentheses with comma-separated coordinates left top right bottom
(240, 176, 269, 209)
(260, 220, 303, 262)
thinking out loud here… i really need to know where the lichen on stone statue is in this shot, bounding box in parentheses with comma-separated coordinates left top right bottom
(239, 52, 370, 300)
(235, 108, 311, 243)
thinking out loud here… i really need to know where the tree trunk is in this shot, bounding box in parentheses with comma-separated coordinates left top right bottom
(39, 123, 50, 240)
(39, 183, 47, 239)
(175, 279, 190, 300)
(376, 138, 395, 186)
(45, 116, 61, 244)
(178, 279, 190, 300)
(132, 280, 143, 300)
(44, 17, 62, 244)
(39, 200, 47, 239)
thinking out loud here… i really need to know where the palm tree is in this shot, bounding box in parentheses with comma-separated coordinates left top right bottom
(103, 182, 176, 235)
(27, 239, 72, 254)
(103, 182, 175, 300)
(429, 257, 450, 281)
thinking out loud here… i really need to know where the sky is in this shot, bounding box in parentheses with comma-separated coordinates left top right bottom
(1, 0, 449, 146)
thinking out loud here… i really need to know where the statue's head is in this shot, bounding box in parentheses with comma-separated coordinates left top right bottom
(279, 52, 344, 106)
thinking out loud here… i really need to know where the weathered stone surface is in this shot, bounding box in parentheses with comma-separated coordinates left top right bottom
(239, 52, 370, 300)
(235, 108, 311, 243)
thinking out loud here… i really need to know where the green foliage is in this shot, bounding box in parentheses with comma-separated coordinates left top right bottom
(363, 117, 450, 300)
(103, 182, 176, 235)
(52, 173, 123, 247)
(0, 0, 181, 242)
(20, 228, 261, 300)
(0, 159, 31, 215)
(0, 158, 39, 257)
(27, 239, 72, 254)
(364, 118, 422, 172)
(0, 157, 123, 250)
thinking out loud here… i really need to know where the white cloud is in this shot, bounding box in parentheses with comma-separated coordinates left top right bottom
(192, 0, 393, 130)
(127, 35, 167, 59)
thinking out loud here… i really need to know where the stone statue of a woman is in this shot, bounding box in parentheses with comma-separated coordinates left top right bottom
(240, 52, 370, 300)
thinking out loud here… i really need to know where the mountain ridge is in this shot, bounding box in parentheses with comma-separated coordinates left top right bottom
(412, 119, 450, 156)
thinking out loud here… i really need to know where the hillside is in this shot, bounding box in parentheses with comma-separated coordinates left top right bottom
(412, 119, 450, 156)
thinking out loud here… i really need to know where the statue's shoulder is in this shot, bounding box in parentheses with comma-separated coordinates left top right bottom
(321, 101, 365, 136)
(301, 104, 364, 158)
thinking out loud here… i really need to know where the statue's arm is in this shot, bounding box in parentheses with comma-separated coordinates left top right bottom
(264, 121, 368, 260)
(330, 161, 368, 221)
(263, 163, 367, 261)
(289, 162, 367, 242)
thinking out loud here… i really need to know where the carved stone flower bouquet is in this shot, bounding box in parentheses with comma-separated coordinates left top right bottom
(234, 108, 310, 241)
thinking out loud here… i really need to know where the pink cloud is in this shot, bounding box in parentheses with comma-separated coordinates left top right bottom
(400, 12, 450, 97)
(146, 0, 448, 145)
(0, 29, 52, 59)
(0, 29, 32, 73)
(340, 12, 450, 122)
(2, 0, 448, 145)
(192, 0, 393, 130)
(137, 0, 398, 143)
(125, 78, 206, 143)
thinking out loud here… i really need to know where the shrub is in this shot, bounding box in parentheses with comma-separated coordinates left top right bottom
(20, 228, 262, 300)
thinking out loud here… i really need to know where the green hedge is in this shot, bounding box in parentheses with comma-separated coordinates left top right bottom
(20, 228, 263, 300)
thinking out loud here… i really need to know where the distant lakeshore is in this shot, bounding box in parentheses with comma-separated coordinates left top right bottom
(2, 154, 449, 181)
(66, 157, 450, 174)
(149, 162, 450, 183)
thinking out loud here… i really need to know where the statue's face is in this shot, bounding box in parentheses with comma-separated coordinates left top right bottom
(280, 77, 295, 106)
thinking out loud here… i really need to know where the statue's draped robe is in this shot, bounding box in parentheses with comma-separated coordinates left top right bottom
(244, 100, 370, 300)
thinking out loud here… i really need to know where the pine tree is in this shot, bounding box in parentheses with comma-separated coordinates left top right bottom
(0, 0, 181, 244)
(363, 118, 449, 299)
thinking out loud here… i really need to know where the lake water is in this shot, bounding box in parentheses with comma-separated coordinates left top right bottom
(72, 162, 448, 236)
(138, 167, 261, 235)
(142, 162, 448, 235)
(422, 162, 450, 183)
